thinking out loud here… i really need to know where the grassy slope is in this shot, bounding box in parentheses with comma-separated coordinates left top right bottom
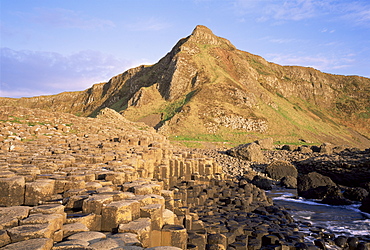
(162, 43, 370, 148)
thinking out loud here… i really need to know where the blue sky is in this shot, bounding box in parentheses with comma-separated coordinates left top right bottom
(1, 0, 370, 98)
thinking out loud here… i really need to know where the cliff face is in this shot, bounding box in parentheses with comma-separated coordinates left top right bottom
(1, 25, 369, 147)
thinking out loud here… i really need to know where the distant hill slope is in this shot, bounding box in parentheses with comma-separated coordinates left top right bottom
(1, 25, 369, 148)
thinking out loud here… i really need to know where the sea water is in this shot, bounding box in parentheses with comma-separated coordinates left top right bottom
(267, 189, 370, 237)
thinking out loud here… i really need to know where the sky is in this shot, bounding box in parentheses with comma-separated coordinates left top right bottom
(1, 0, 370, 98)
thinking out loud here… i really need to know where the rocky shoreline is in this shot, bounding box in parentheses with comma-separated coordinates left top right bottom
(192, 143, 370, 249)
(0, 106, 369, 249)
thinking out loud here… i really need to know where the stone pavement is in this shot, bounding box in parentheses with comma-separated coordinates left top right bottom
(0, 107, 310, 250)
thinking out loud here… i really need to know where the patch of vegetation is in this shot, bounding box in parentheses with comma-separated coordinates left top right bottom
(179, 141, 203, 148)
(275, 140, 318, 146)
(249, 58, 271, 76)
(26, 121, 46, 127)
(0, 116, 48, 127)
(21, 138, 35, 142)
(307, 107, 339, 126)
(170, 133, 226, 142)
(159, 90, 196, 122)
(110, 98, 126, 113)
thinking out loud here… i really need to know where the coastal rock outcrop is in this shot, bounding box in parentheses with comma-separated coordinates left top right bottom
(297, 172, 338, 199)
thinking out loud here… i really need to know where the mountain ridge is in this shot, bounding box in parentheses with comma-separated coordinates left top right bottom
(1, 25, 369, 148)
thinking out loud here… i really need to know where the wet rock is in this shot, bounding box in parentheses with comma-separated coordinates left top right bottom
(321, 195, 352, 205)
(314, 239, 326, 250)
(297, 172, 337, 199)
(347, 237, 359, 250)
(359, 195, 370, 213)
(334, 236, 348, 248)
(344, 187, 369, 202)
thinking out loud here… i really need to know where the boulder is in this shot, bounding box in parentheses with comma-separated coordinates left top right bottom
(297, 172, 337, 199)
(344, 187, 369, 202)
(255, 138, 274, 150)
(226, 143, 265, 162)
(251, 175, 273, 190)
(299, 184, 341, 200)
(265, 160, 298, 181)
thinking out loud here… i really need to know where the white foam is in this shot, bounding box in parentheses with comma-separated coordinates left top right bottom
(269, 189, 370, 237)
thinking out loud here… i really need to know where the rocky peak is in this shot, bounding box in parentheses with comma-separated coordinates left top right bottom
(188, 25, 236, 49)
(191, 25, 214, 38)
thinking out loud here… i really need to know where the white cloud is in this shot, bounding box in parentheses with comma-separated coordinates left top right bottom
(339, 2, 370, 27)
(266, 52, 355, 72)
(0, 48, 145, 98)
(234, 0, 321, 21)
(125, 17, 171, 31)
(234, 0, 370, 27)
(26, 7, 115, 30)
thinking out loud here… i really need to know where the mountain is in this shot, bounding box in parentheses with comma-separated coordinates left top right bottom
(1, 25, 370, 148)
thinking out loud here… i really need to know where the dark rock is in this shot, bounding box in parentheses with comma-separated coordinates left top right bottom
(295, 242, 318, 249)
(281, 144, 299, 151)
(281, 176, 297, 189)
(356, 242, 369, 250)
(300, 185, 341, 200)
(321, 195, 352, 205)
(248, 238, 262, 250)
(262, 234, 280, 246)
(334, 236, 348, 248)
(251, 176, 273, 190)
(295, 149, 370, 187)
(311, 146, 321, 152)
(314, 239, 326, 250)
(361, 182, 370, 192)
(297, 172, 337, 198)
(344, 187, 369, 202)
(347, 237, 359, 250)
(359, 195, 370, 213)
(265, 160, 298, 181)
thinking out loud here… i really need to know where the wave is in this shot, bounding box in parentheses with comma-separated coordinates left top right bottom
(268, 189, 370, 237)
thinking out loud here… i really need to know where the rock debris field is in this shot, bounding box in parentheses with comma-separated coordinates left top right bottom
(0, 106, 369, 250)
